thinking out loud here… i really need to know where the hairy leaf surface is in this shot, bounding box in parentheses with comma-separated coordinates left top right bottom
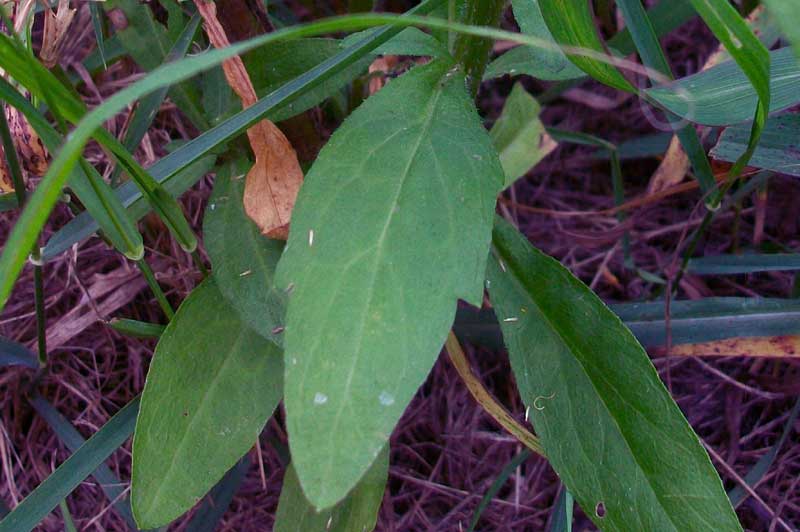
(132, 280, 282, 528)
(275, 59, 504, 509)
(487, 218, 742, 532)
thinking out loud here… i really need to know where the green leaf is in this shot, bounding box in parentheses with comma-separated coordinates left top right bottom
(547, 488, 574, 532)
(245, 38, 374, 122)
(763, 0, 800, 57)
(28, 397, 138, 530)
(185, 459, 249, 532)
(132, 279, 283, 528)
(686, 0, 770, 179)
(711, 113, 800, 177)
(204, 162, 285, 343)
(274, 446, 389, 532)
(616, 0, 717, 202)
(107, 318, 166, 339)
(647, 47, 798, 126)
(343, 27, 450, 57)
(0, 399, 139, 532)
(537, 0, 635, 92)
(485, 0, 583, 81)
(687, 253, 800, 275)
(467, 449, 532, 532)
(486, 218, 742, 531)
(275, 59, 503, 509)
(490, 83, 554, 188)
(0, 336, 37, 368)
(41, 2, 446, 263)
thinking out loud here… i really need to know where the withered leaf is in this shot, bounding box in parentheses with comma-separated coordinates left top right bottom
(195, 0, 303, 240)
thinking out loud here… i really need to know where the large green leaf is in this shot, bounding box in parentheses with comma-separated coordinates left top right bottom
(537, 0, 634, 92)
(485, 0, 583, 81)
(204, 162, 285, 343)
(486, 218, 742, 531)
(647, 47, 798, 126)
(275, 59, 504, 509)
(245, 38, 373, 122)
(131, 280, 283, 528)
(710, 113, 800, 177)
(274, 446, 389, 532)
(490, 83, 554, 188)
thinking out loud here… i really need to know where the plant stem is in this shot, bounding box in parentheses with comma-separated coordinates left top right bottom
(192, 249, 209, 278)
(137, 258, 175, 320)
(452, 0, 506, 97)
(32, 250, 47, 367)
(445, 331, 546, 457)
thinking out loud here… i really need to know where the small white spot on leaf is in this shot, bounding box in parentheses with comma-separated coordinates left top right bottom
(314, 392, 328, 405)
(378, 391, 395, 406)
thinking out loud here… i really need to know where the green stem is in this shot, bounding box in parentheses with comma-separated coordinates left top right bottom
(452, 0, 506, 97)
(32, 250, 47, 368)
(137, 258, 175, 320)
(192, 249, 209, 278)
(0, 108, 26, 206)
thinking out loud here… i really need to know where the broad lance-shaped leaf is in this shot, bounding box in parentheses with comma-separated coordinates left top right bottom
(486, 218, 742, 531)
(132, 279, 283, 528)
(275, 59, 504, 509)
(763, 0, 800, 57)
(274, 447, 389, 532)
(204, 161, 285, 344)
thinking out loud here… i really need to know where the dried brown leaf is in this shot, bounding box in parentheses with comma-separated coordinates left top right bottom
(646, 134, 690, 194)
(40, 0, 76, 69)
(661, 335, 800, 358)
(195, 0, 303, 240)
(5, 105, 48, 176)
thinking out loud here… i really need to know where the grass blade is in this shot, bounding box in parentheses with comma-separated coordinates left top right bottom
(0, 336, 38, 368)
(0, 398, 139, 532)
(687, 254, 800, 275)
(184, 459, 249, 532)
(711, 113, 800, 177)
(467, 449, 532, 532)
(28, 396, 139, 530)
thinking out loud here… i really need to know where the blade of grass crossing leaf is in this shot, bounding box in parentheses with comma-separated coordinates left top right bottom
(688, 0, 770, 182)
(487, 217, 742, 531)
(89, 1, 106, 68)
(0, 398, 139, 532)
(42, 1, 448, 261)
(0, 336, 38, 368)
(28, 396, 139, 530)
(538, 0, 635, 92)
(0, 76, 144, 260)
(710, 113, 800, 177)
(467, 449, 532, 532)
(616, 0, 717, 202)
(112, 12, 201, 186)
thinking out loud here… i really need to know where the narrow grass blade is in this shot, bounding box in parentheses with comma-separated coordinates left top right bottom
(728, 397, 800, 507)
(89, 1, 107, 68)
(107, 318, 166, 339)
(0, 192, 18, 212)
(711, 113, 800, 177)
(0, 398, 139, 532)
(0, 336, 38, 368)
(687, 254, 800, 275)
(647, 47, 798, 126)
(28, 396, 139, 530)
(538, 0, 635, 92)
(42, 1, 448, 262)
(687, 0, 770, 180)
(547, 488, 573, 532)
(467, 449, 532, 532)
(617, 0, 717, 201)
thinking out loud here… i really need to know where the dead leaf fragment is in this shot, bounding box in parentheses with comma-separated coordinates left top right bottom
(5, 105, 48, 176)
(40, 0, 77, 69)
(195, 0, 303, 240)
(647, 134, 690, 194)
(660, 335, 800, 358)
